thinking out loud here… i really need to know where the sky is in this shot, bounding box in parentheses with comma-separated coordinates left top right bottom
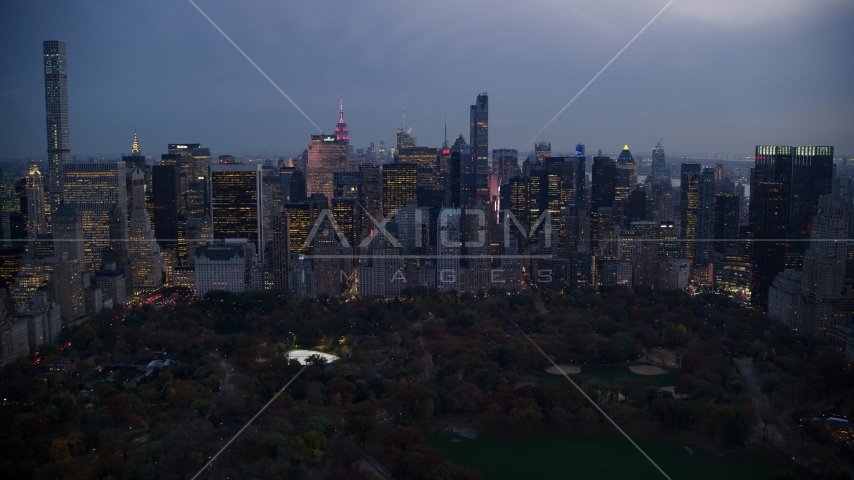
(0, 0, 852, 160)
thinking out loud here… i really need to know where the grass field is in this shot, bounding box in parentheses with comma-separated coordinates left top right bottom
(428, 430, 804, 480)
(532, 366, 678, 389)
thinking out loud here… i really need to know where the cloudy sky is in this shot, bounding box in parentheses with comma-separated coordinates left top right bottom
(0, 0, 852, 159)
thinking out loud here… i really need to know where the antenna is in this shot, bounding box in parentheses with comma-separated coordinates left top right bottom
(443, 108, 448, 149)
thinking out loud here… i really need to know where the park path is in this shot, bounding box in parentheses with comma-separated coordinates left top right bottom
(734, 357, 784, 445)
(734, 357, 826, 474)
(218, 356, 236, 396)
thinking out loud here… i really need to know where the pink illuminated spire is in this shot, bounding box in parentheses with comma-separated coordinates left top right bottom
(335, 95, 349, 141)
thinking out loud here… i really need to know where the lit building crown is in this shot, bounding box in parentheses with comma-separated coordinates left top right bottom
(334, 96, 349, 141)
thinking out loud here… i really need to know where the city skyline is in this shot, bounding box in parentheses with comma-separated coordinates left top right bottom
(5, 4, 854, 479)
(0, 1, 852, 160)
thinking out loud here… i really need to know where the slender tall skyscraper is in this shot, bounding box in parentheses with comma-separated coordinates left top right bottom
(44, 40, 70, 225)
(470, 93, 489, 204)
(680, 163, 702, 262)
(651, 140, 668, 184)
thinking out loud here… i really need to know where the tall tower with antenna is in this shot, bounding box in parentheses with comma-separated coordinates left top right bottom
(334, 96, 349, 141)
(443, 108, 448, 149)
(396, 104, 415, 150)
(652, 137, 668, 184)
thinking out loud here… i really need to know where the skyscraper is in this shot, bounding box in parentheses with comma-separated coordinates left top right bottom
(210, 164, 263, 262)
(457, 145, 476, 208)
(128, 208, 163, 297)
(44, 40, 70, 225)
(797, 195, 853, 337)
(25, 164, 48, 247)
(592, 157, 617, 212)
(167, 143, 202, 179)
(334, 97, 349, 141)
(122, 132, 148, 194)
(399, 147, 438, 172)
(61, 161, 127, 272)
(789, 146, 834, 237)
(751, 182, 789, 308)
(591, 156, 616, 253)
(269, 210, 290, 289)
(307, 134, 347, 200)
(437, 208, 460, 293)
(281, 202, 313, 255)
(185, 215, 212, 263)
(382, 163, 418, 217)
(151, 165, 179, 251)
(396, 107, 416, 151)
(651, 140, 668, 184)
(680, 163, 702, 263)
(750, 145, 835, 308)
(534, 141, 551, 163)
(469, 93, 489, 204)
(713, 193, 740, 255)
(331, 196, 359, 249)
(491, 149, 520, 207)
(53, 258, 84, 322)
(694, 167, 717, 265)
(52, 204, 84, 267)
(444, 138, 465, 208)
(615, 145, 637, 204)
(126, 167, 145, 213)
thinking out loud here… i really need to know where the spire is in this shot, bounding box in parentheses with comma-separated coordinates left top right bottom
(442, 108, 448, 149)
(334, 96, 349, 141)
(131, 130, 140, 156)
(402, 105, 406, 130)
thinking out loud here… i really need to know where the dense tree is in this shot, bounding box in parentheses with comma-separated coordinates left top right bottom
(1, 286, 850, 479)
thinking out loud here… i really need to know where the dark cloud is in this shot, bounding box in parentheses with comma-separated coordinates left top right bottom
(0, 0, 852, 159)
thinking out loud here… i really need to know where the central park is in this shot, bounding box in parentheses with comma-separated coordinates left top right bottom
(1, 286, 851, 479)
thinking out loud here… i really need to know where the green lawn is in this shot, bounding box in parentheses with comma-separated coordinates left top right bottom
(578, 366, 677, 388)
(532, 366, 677, 389)
(428, 431, 801, 480)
